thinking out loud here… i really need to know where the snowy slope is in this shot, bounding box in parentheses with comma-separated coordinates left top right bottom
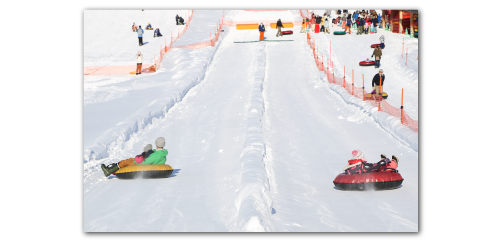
(84, 10, 189, 66)
(84, 9, 418, 232)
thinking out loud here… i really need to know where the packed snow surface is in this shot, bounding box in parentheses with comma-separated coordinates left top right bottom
(84, 9, 418, 232)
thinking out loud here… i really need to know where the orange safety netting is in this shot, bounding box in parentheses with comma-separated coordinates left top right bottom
(306, 32, 418, 132)
(85, 10, 196, 75)
(242, 10, 288, 11)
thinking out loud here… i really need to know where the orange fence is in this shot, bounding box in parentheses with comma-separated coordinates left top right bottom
(242, 10, 288, 11)
(306, 32, 418, 132)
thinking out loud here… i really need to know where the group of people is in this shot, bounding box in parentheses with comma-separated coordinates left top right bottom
(175, 14, 185, 25)
(344, 150, 399, 175)
(101, 137, 169, 177)
(303, 10, 382, 35)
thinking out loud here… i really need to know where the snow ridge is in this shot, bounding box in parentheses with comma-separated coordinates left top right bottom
(83, 27, 227, 177)
(234, 42, 274, 232)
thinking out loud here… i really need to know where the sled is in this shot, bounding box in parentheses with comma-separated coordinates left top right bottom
(115, 164, 174, 179)
(364, 92, 388, 99)
(333, 31, 346, 35)
(359, 60, 375, 66)
(282, 30, 293, 35)
(371, 43, 381, 48)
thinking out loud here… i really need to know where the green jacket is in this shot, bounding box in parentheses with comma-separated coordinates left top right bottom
(134, 149, 168, 165)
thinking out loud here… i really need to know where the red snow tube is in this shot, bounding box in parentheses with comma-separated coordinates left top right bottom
(333, 171, 404, 190)
(371, 44, 381, 48)
(282, 30, 293, 35)
(359, 61, 375, 66)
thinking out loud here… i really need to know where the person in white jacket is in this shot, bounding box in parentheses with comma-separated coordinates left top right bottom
(379, 35, 385, 49)
(136, 51, 143, 75)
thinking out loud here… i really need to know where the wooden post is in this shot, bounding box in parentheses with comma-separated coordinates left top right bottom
(399, 10, 403, 34)
(382, 10, 386, 29)
(410, 12, 414, 36)
(401, 89, 404, 123)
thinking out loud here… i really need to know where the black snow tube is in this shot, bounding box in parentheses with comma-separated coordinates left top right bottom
(115, 164, 173, 179)
(334, 31, 346, 35)
(333, 171, 403, 190)
(282, 30, 293, 35)
(359, 60, 375, 66)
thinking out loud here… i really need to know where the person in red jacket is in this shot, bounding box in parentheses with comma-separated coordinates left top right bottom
(343, 150, 399, 175)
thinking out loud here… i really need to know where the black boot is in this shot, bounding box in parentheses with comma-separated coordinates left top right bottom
(101, 163, 119, 177)
(381, 154, 387, 159)
(392, 155, 399, 164)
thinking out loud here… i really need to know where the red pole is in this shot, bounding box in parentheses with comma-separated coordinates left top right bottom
(362, 74, 365, 101)
(352, 69, 354, 95)
(401, 89, 404, 124)
(406, 48, 408, 66)
(343, 66, 345, 88)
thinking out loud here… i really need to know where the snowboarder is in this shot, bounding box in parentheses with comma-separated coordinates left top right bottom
(259, 22, 265, 41)
(101, 137, 169, 177)
(135, 51, 143, 75)
(176, 14, 179, 25)
(371, 46, 382, 68)
(132, 22, 138, 32)
(276, 18, 284, 37)
(137, 26, 144, 46)
(372, 69, 385, 95)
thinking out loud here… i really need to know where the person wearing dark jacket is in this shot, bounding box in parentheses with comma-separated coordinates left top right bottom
(179, 16, 185, 25)
(259, 22, 265, 41)
(372, 69, 385, 95)
(276, 19, 284, 37)
(176, 14, 179, 25)
(356, 17, 364, 35)
(372, 15, 379, 33)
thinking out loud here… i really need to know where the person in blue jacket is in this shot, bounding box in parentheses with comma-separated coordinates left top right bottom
(137, 26, 144, 46)
(378, 14, 382, 28)
(259, 22, 265, 41)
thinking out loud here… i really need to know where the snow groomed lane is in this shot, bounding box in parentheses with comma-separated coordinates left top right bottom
(85, 28, 271, 231)
(260, 24, 418, 231)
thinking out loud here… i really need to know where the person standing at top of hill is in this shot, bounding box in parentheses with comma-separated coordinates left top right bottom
(276, 18, 284, 37)
(324, 16, 330, 34)
(356, 17, 364, 35)
(176, 14, 179, 25)
(344, 18, 351, 34)
(320, 14, 325, 32)
(259, 22, 265, 40)
(135, 51, 143, 75)
(137, 25, 144, 46)
(310, 12, 315, 30)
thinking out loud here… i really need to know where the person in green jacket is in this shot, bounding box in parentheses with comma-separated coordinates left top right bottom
(101, 137, 168, 177)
